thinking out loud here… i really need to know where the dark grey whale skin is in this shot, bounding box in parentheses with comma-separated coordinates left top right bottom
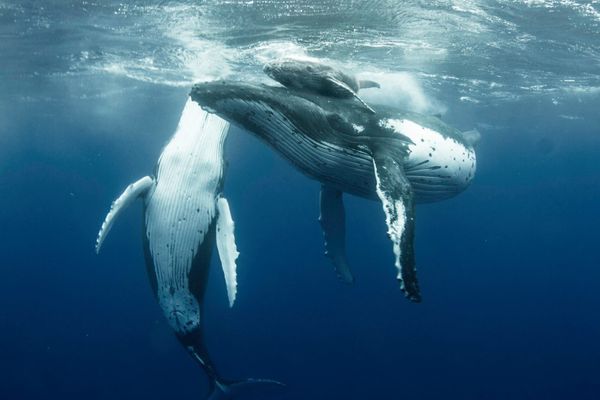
(189, 80, 470, 202)
(190, 81, 386, 199)
(189, 81, 478, 303)
(263, 59, 380, 99)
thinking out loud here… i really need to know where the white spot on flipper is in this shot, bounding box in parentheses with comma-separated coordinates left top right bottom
(373, 160, 407, 282)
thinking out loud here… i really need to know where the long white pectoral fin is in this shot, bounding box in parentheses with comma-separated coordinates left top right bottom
(95, 176, 155, 254)
(319, 185, 354, 284)
(326, 77, 375, 114)
(326, 76, 356, 97)
(372, 152, 421, 303)
(216, 197, 239, 307)
(352, 93, 376, 114)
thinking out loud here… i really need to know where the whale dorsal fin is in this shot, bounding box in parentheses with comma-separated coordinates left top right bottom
(95, 176, 155, 254)
(319, 185, 354, 284)
(372, 151, 421, 302)
(216, 196, 239, 307)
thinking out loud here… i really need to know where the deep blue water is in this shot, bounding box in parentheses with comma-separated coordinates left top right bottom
(1, 1, 600, 399)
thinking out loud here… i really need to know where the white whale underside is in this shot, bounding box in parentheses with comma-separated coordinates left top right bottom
(144, 99, 235, 334)
(221, 99, 476, 203)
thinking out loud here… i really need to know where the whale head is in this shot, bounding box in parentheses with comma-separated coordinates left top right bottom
(190, 80, 340, 140)
(263, 58, 321, 89)
(263, 60, 291, 85)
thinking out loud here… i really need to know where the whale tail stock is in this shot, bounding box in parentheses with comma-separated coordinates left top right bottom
(179, 331, 284, 400)
(206, 377, 285, 400)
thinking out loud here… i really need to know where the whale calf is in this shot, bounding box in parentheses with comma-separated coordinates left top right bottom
(190, 80, 477, 302)
(96, 98, 281, 398)
(264, 57, 380, 113)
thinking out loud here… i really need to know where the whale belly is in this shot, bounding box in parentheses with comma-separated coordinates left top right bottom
(222, 99, 377, 198)
(144, 99, 230, 334)
(244, 107, 475, 203)
(383, 118, 477, 203)
(208, 98, 475, 203)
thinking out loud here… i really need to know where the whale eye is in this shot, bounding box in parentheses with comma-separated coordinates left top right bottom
(306, 66, 314, 72)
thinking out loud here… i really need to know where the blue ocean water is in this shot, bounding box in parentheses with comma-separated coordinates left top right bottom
(1, 1, 599, 399)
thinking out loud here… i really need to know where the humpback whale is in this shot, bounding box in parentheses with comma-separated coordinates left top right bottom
(96, 98, 281, 398)
(190, 80, 477, 302)
(263, 57, 380, 113)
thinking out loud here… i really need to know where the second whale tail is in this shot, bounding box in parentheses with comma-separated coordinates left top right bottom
(206, 378, 285, 400)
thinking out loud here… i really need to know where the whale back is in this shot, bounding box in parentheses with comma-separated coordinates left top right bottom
(264, 58, 360, 97)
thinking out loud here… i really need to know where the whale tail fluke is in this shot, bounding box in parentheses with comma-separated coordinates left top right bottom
(206, 378, 285, 400)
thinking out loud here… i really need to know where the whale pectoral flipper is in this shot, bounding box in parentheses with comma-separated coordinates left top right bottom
(358, 79, 380, 89)
(319, 185, 354, 284)
(325, 76, 356, 98)
(372, 152, 421, 302)
(216, 196, 239, 307)
(326, 76, 375, 114)
(95, 176, 155, 254)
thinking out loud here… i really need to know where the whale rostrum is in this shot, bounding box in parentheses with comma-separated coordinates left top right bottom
(190, 80, 477, 302)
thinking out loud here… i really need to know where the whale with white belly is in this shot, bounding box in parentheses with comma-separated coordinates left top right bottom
(95, 98, 281, 399)
(190, 81, 477, 302)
